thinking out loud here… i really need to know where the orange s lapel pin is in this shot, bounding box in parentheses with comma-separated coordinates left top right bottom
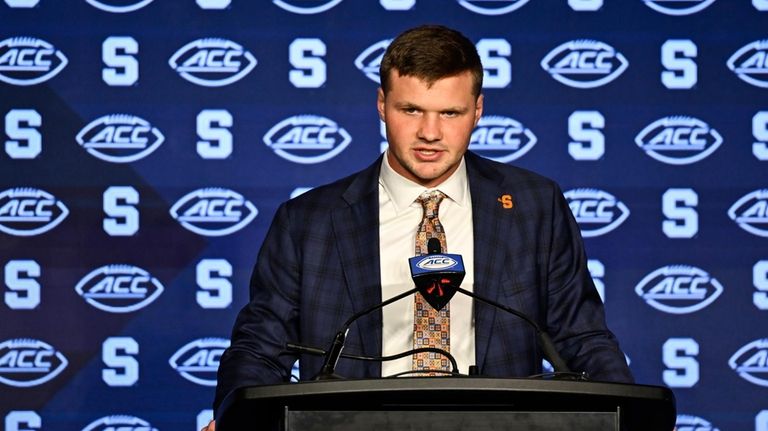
(498, 194, 513, 209)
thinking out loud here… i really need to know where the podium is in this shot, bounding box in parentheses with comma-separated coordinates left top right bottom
(216, 378, 676, 431)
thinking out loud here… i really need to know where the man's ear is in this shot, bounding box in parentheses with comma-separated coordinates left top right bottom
(474, 94, 484, 127)
(377, 87, 386, 122)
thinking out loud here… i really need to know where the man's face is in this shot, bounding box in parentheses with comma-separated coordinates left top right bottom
(378, 70, 483, 188)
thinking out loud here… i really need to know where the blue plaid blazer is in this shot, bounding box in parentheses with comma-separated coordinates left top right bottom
(214, 151, 633, 410)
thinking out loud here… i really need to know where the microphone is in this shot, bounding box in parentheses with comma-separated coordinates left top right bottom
(408, 241, 573, 375)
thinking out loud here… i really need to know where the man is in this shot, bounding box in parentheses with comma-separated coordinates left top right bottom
(206, 24, 632, 430)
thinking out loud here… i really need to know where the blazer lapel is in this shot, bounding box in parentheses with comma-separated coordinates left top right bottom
(331, 159, 383, 360)
(466, 153, 515, 371)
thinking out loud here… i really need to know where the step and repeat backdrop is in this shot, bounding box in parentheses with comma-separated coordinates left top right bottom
(1, 0, 767, 429)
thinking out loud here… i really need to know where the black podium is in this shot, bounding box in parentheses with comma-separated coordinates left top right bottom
(216, 378, 675, 431)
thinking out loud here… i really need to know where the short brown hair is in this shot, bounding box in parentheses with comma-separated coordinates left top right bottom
(379, 25, 483, 97)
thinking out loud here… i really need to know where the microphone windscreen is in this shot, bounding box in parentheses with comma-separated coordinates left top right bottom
(427, 238, 442, 254)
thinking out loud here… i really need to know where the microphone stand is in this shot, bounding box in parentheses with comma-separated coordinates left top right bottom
(316, 287, 420, 380)
(287, 343, 459, 376)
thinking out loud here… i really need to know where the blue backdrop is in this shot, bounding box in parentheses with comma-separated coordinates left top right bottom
(1, 0, 767, 430)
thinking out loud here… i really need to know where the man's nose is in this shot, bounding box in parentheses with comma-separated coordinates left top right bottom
(417, 114, 442, 142)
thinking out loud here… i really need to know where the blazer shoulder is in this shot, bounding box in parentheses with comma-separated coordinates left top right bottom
(283, 158, 381, 214)
(467, 151, 561, 193)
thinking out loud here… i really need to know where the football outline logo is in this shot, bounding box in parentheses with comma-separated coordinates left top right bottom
(354, 39, 391, 84)
(0, 338, 68, 387)
(81, 415, 158, 431)
(272, 0, 343, 14)
(0, 37, 68, 86)
(85, 0, 155, 13)
(728, 338, 768, 387)
(541, 39, 629, 89)
(675, 414, 720, 431)
(564, 188, 630, 237)
(169, 38, 257, 87)
(634, 265, 724, 314)
(263, 115, 352, 164)
(457, 0, 531, 15)
(634, 116, 723, 165)
(74, 264, 165, 313)
(469, 115, 537, 163)
(0, 188, 69, 236)
(727, 39, 768, 89)
(76, 114, 165, 163)
(170, 187, 258, 237)
(727, 189, 768, 237)
(168, 337, 230, 386)
(643, 0, 717, 16)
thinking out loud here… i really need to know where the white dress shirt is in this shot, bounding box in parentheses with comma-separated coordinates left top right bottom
(378, 153, 475, 376)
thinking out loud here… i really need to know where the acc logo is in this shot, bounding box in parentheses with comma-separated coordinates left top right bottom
(75, 265, 164, 313)
(728, 189, 768, 237)
(416, 255, 458, 270)
(635, 265, 723, 314)
(85, 0, 154, 13)
(635, 116, 722, 165)
(565, 189, 630, 237)
(82, 415, 158, 431)
(0, 339, 68, 387)
(728, 338, 768, 387)
(355, 39, 391, 84)
(541, 39, 628, 89)
(457, 0, 531, 15)
(263, 115, 352, 164)
(643, 0, 716, 16)
(469, 116, 537, 163)
(170, 188, 258, 237)
(0, 37, 68, 86)
(0, 188, 69, 236)
(272, 0, 342, 14)
(727, 39, 768, 88)
(675, 415, 720, 431)
(169, 337, 229, 386)
(169, 38, 257, 87)
(76, 114, 165, 163)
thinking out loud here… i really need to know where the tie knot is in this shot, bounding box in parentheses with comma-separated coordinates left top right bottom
(417, 190, 445, 219)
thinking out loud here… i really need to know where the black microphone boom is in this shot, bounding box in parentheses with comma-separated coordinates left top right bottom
(315, 286, 460, 379)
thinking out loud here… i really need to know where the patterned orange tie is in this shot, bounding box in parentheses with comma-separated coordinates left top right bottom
(413, 190, 450, 373)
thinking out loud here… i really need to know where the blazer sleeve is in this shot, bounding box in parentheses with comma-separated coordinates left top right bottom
(544, 184, 634, 383)
(214, 202, 301, 412)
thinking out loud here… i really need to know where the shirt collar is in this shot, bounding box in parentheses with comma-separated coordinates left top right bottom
(379, 151, 469, 214)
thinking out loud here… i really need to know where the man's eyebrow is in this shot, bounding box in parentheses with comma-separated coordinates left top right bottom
(392, 101, 469, 113)
(393, 101, 421, 109)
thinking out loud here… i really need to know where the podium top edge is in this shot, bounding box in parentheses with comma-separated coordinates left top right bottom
(233, 377, 674, 403)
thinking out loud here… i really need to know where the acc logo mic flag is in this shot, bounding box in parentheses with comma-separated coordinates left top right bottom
(409, 253, 465, 311)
